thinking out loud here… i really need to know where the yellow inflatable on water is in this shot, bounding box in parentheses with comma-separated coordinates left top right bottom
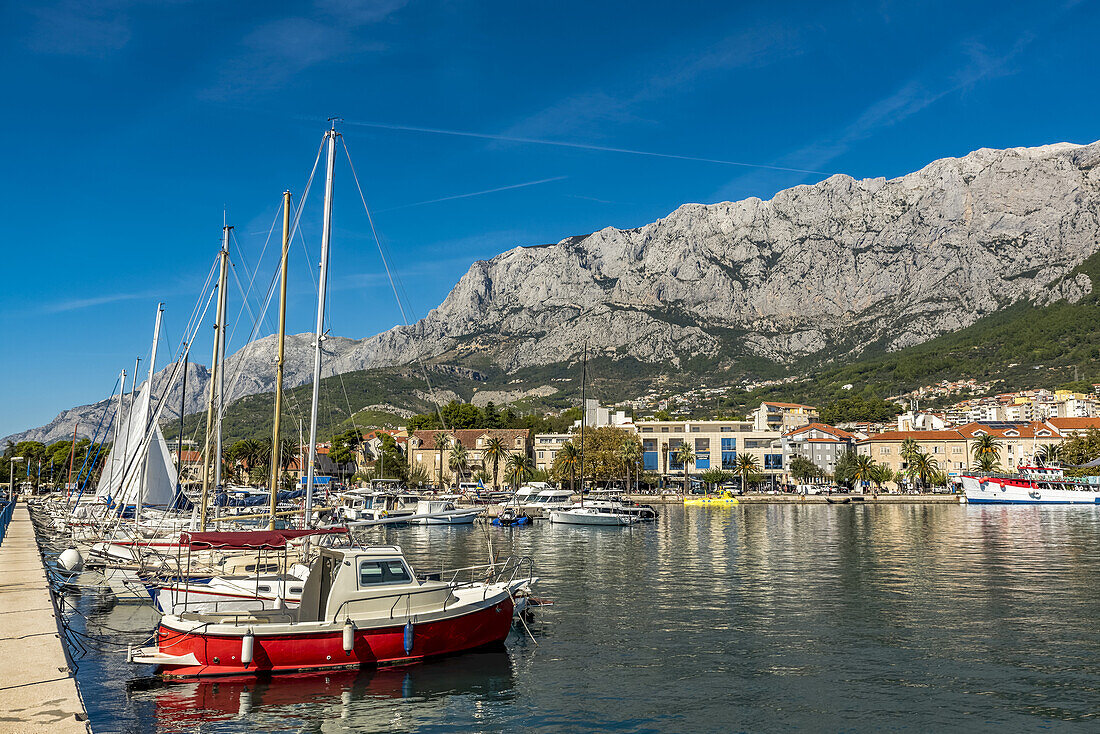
(683, 491, 739, 506)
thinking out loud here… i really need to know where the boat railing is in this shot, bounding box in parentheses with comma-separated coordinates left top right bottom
(968, 471, 1095, 486)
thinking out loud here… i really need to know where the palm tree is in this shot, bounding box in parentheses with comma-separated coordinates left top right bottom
(974, 452, 1001, 473)
(558, 442, 579, 494)
(970, 434, 1002, 466)
(448, 443, 468, 487)
(852, 454, 877, 490)
(483, 437, 508, 491)
(734, 453, 760, 495)
(909, 452, 939, 491)
(675, 442, 696, 493)
(869, 463, 894, 491)
(1034, 443, 1062, 467)
(505, 454, 534, 490)
(407, 463, 430, 487)
(619, 439, 642, 493)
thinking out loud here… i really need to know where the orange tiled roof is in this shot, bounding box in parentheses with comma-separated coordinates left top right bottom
(956, 421, 1060, 439)
(861, 430, 966, 442)
(782, 422, 856, 440)
(1044, 417, 1100, 431)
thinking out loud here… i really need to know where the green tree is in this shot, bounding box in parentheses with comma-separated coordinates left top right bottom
(1034, 443, 1063, 466)
(448, 443, 469, 487)
(434, 431, 449, 488)
(483, 437, 508, 491)
(734, 453, 760, 494)
(789, 456, 821, 483)
(852, 454, 877, 489)
(675, 441, 695, 491)
(618, 437, 643, 493)
(699, 468, 732, 491)
(909, 452, 939, 490)
(505, 453, 534, 489)
(970, 434, 1002, 465)
(554, 442, 580, 493)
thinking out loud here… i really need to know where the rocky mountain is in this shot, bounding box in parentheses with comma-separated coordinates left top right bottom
(9, 140, 1100, 445)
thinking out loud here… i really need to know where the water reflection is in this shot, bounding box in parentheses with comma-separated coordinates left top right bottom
(74, 505, 1100, 732)
(139, 651, 515, 732)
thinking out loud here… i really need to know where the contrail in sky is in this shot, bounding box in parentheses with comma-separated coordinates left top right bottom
(380, 175, 569, 211)
(342, 119, 833, 176)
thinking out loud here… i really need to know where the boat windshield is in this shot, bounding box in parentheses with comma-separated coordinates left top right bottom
(359, 559, 412, 586)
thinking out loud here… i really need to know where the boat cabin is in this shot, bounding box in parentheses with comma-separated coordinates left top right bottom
(296, 546, 454, 623)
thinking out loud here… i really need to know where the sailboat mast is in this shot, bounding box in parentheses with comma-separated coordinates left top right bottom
(65, 421, 79, 502)
(579, 342, 587, 507)
(136, 303, 164, 520)
(110, 369, 125, 498)
(269, 190, 292, 529)
(200, 233, 230, 530)
(213, 227, 231, 498)
(304, 124, 338, 524)
(176, 341, 188, 498)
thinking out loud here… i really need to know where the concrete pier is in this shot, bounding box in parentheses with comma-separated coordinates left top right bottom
(0, 503, 90, 733)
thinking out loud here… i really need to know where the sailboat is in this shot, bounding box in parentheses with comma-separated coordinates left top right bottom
(549, 344, 636, 527)
(130, 123, 536, 677)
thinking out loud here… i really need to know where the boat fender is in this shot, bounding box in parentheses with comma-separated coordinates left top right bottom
(404, 620, 414, 655)
(58, 546, 83, 573)
(241, 629, 254, 666)
(343, 619, 355, 654)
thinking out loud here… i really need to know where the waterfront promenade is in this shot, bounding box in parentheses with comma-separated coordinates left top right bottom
(0, 503, 89, 734)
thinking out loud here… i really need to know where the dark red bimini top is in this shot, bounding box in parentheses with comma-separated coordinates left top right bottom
(178, 527, 348, 550)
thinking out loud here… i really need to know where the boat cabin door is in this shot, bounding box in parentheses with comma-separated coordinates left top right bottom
(298, 549, 341, 622)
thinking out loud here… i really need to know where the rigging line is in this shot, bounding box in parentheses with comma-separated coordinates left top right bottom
(289, 137, 325, 291)
(226, 204, 282, 342)
(340, 137, 450, 432)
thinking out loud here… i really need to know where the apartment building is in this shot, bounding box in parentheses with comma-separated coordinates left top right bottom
(781, 423, 856, 477)
(635, 419, 785, 487)
(408, 429, 531, 487)
(858, 421, 1064, 478)
(533, 433, 572, 474)
(750, 402, 818, 432)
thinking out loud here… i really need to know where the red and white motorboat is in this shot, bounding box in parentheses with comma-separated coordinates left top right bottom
(961, 464, 1100, 504)
(130, 545, 534, 677)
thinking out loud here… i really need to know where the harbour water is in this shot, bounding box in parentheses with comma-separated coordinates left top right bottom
(70, 504, 1100, 732)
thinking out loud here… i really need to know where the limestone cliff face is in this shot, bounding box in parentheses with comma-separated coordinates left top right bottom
(9, 141, 1100, 444)
(344, 140, 1100, 367)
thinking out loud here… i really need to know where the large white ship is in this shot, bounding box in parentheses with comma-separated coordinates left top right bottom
(961, 465, 1100, 504)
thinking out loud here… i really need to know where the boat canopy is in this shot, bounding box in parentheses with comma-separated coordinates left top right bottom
(179, 527, 348, 550)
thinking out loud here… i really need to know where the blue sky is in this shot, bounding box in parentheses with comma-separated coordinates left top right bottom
(2, 0, 1098, 439)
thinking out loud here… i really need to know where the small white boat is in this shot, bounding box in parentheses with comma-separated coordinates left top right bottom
(549, 507, 636, 526)
(410, 500, 482, 525)
(521, 488, 575, 515)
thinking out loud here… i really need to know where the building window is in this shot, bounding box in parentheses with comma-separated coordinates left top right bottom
(691, 427, 701, 432)
(721, 451, 737, 470)
(880, 447, 890, 455)
(538, 451, 544, 459)
(721, 438, 736, 451)
(764, 454, 783, 470)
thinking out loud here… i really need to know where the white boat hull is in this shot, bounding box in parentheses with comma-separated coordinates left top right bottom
(549, 509, 635, 526)
(961, 475, 1100, 504)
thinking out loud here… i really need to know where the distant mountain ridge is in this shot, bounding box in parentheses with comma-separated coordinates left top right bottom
(8, 140, 1100, 445)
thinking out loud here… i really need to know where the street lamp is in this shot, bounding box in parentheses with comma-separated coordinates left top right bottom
(9, 457, 24, 502)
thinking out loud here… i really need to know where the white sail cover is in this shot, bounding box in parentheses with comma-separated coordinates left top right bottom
(96, 386, 179, 506)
